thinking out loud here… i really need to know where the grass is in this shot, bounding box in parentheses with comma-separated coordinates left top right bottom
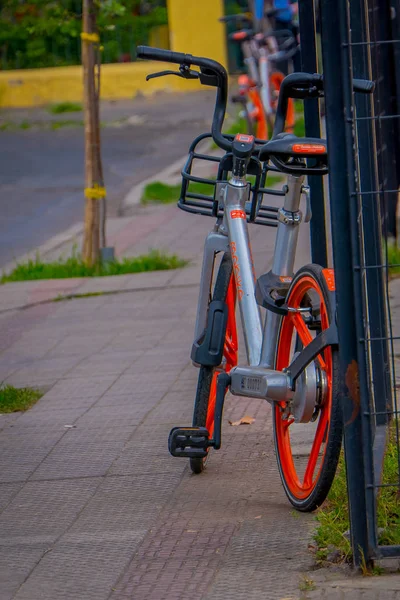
(50, 119, 84, 130)
(0, 119, 83, 131)
(293, 114, 305, 137)
(0, 120, 31, 131)
(53, 291, 106, 302)
(314, 424, 400, 565)
(0, 385, 42, 413)
(223, 115, 249, 137)
(141, 180, 215, 205)
(48, 102, 82, 114)
(299, 575, 316, 592)
(1, 250, 188, 283)
(387, 242, 400, 275)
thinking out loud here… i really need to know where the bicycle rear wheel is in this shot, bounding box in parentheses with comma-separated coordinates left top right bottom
(190, 253, 238, 474)
(274, 264, 342, 511)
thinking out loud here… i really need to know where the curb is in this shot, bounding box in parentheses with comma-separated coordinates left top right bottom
(122, 154, 188, 209)
(122, 138, 218, 209)
(1, 222, 83, 276)
(0, 279, 198, 315)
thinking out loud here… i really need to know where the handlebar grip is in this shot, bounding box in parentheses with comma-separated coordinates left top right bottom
(219, 13, 251, 22)
(353, 78, 375, 93)
(136, 45, 192, 65)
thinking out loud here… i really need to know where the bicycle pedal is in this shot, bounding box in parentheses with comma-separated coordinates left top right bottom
(168, 427, 210, 458)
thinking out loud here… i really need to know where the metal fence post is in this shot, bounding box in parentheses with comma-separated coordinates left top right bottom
(319, 0, 372, 566)
(298, 0, 328, 268)
(349, 0, 393, 434)
(368, 0, 400, 238)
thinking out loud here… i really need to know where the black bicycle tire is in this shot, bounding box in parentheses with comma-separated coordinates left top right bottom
(273, 263, 343, 511)
(190, 253, 234, 474)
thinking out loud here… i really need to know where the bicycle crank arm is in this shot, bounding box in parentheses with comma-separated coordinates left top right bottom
(229, 366, 293, 403)
(168, 373, 230, 458)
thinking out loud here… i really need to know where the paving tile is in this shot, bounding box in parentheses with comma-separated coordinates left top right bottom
(39, 376, 118, 401)
(31, 427, 133, 480)
(63, 352, 142, 378)
(14, 540, 139, 600)
(120, 270, 176, 290)
(0, 543, 49, 600)
(65, 473, 183, 544)
(14, 406, 89, 428)
(0, 429, 66, 483)
(0, 482, 23, 513)
(74, 404, 145, 429)
(48, 333, 115, 357)
(104, 374, 170, 396)
(95, 391, 164, 408)
(109, 423, 187, 477)
(0, 478, 99, 545)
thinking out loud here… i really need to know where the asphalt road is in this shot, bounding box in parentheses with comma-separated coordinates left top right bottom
(0, 90, 217, 268)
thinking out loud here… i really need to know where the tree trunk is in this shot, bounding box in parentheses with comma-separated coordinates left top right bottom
(82, 0, 101, 265)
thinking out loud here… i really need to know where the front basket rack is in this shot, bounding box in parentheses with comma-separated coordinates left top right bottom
(177, 133, 285, 227)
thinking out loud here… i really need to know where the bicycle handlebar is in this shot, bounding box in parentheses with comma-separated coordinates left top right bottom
(271, 72, 375, 139)
(137, 45, 231, 151)
(219, 13, 252, 23)
(137, 46, 375, 161)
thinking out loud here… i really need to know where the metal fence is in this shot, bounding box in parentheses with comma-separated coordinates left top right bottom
(300, 0, 400, 566)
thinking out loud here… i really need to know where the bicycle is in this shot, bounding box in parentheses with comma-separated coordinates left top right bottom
(137, 46, 374, 511)
(221, 10, 297, 140)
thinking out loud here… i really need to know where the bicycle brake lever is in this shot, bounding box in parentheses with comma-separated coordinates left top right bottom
(146, 65, 199, 82)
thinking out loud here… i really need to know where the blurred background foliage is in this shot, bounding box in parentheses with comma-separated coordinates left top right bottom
(0, 0, 167, 70)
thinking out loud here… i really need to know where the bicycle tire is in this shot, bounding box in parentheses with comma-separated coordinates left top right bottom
(190, 253, 238, 474)
(273, 264, 342, 511)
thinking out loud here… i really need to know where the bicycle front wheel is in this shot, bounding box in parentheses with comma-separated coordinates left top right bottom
(274, 264, 342, 511)
(190, 253, 238, 474)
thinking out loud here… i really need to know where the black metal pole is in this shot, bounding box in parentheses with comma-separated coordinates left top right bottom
(298, 0, 328, 268)
(319, 0, 372, 567)
(350, 0, 392, 432)
(368, 0, 399, 238)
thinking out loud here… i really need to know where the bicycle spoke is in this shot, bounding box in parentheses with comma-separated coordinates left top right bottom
(291, 313, 313, 346)
(303, 410, 329, 487)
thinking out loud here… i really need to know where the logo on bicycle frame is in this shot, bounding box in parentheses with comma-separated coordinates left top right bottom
(230, 241, 244, 301)
(231, 209, 247, 220)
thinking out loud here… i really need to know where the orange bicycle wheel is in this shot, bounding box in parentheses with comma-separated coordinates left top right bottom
(274, 264, 342, 511)
(269, 71, 296, 133)
(190, 254, 238, 474)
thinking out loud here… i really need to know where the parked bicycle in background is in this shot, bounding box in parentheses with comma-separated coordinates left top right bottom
(221, 0, 297, 139)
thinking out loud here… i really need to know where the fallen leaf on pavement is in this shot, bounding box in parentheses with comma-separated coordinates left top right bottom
(229, 415, 256, 426)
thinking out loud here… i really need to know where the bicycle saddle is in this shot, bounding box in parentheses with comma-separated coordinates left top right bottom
(263, 133, 327, 159)
(229, 29, 254, 43)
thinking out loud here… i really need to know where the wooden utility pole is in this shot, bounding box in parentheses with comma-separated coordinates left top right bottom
(81, 0, 103, 265)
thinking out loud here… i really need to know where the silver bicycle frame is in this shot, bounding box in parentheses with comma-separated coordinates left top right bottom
(193, 173, 305, 372)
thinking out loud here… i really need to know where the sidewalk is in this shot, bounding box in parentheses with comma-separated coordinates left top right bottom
(0, 201, 399, 600)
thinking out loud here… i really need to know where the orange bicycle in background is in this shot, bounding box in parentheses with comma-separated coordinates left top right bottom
(221, 11, 297, 140)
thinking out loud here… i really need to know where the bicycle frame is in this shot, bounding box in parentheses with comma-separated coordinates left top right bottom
(194, 172, 305, 387)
